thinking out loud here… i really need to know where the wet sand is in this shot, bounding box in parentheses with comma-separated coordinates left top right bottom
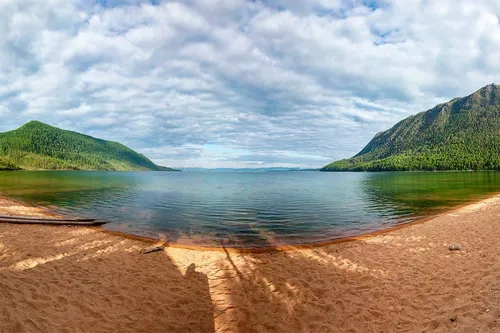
(1, 194, 500, 332)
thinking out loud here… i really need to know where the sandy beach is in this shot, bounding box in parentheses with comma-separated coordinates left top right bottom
(1, 195, 500, 332)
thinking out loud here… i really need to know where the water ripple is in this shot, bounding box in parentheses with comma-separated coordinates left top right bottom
(0, 171, 498, 247)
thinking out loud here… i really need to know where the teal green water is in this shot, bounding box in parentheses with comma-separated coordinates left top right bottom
(0, 171, 498, 247)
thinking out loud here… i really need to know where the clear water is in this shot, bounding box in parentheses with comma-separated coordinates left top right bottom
(0, 171, 498, 247)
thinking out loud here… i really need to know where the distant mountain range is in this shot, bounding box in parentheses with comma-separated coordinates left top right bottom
(181, 167, 317, 172)
(0, 121, 177, 171)
(322, 84, 500, 171)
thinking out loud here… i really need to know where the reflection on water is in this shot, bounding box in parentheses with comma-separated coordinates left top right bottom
(361, 172, 500, 217)
(0, 171, 498, 247)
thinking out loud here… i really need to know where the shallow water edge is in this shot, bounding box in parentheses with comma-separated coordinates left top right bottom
(1, 189, 499, 252)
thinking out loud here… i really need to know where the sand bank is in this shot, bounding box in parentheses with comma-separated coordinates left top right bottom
(1, 195, 500, 332)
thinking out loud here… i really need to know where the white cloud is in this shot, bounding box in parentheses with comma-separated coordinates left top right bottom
(0, 0, 499, 168)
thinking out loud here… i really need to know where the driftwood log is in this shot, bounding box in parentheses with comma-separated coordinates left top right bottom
(140, 245, 164, 254)
(0, 214, 95, 222)
(0, 215, 107, 226)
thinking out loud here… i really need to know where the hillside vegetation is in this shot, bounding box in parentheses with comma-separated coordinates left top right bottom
(322, 84, 500, 171)
(0, 121, 177, 171)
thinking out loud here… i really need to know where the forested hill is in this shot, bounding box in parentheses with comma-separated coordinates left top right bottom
(0, 121, 177, 171)
(321, 84, 500, 171)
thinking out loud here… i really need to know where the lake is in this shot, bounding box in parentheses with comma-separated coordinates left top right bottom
(0, 171, 498, 247)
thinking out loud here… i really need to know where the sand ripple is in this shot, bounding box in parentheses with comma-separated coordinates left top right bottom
(1, 195, 500, 332)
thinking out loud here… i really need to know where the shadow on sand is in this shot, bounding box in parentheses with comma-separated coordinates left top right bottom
(0, 225, 215, 333)
(1, 221, 484, 333)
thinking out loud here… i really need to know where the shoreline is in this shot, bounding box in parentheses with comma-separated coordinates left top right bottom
(1, 190, 499, 253)
(2, 191, 500, 332)
(90, 189, 500, 253)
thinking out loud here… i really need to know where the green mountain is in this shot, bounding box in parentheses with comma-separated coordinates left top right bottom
(0, 121, 177, 171)
(322, 84, 500, 171)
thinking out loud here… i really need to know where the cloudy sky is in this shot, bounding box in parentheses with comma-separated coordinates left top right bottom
(1, 0, 499, 168)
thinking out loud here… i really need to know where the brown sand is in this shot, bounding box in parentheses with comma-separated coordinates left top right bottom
(1, 195, 500, 332)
